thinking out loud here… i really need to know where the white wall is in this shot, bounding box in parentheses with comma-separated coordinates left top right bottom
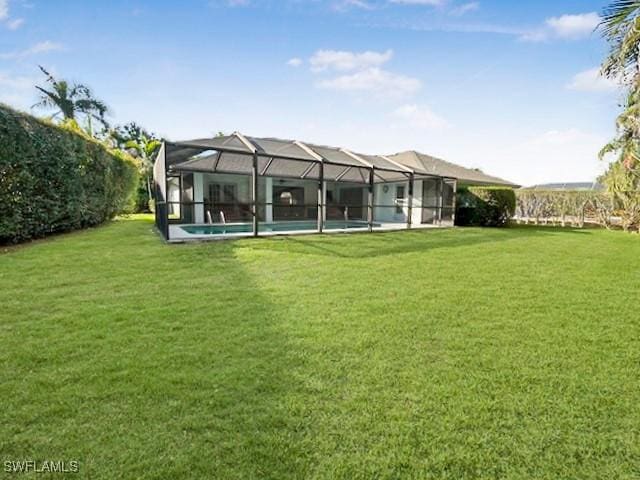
(411, 179, 423, 226)
(188, 173, 451, 227)
(374, 181, 409, 223)
(193, 172, 204, 223)
(201, 173, 252, 203)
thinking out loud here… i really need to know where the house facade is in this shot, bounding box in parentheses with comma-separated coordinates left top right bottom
(153, 133, 513, 241)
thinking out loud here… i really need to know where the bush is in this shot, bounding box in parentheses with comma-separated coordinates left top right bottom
(0, 104, 138, 244)
(456, 186, 516, 227)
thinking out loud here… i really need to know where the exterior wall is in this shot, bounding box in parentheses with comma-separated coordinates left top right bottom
(202, 172, 252, 204)
(202, 172, 252, 223)
(373, 181, 409, 223)
(411, 179, 423, 226)
(183, 171, 455, 228)
(192, 173, 321, 223)
(193, 172, 204, 223)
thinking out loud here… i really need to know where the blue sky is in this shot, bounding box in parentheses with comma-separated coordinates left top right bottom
(0, 0, 621, 185)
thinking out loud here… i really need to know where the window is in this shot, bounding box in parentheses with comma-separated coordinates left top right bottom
(167, 175, 181, 218)
(210, 184, 221, 204)
(209, 183, 237, 204)
(223, 184, 236, 202)
(395, 185, 405, 214)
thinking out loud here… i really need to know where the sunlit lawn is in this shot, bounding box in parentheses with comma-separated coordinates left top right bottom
(1, 216, 638, 479)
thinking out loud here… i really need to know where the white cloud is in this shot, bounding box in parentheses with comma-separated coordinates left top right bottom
(316, 67, 421, 97)
(389, 0, 446, 5)
(208, 0, 250, 7)
(0, 0, 24, 30)
(308, 48, 421, 99)
(392, 104, 449, 129)
(0, 0, 8, 20)
(567, 67, 618, 93)
(309, 49, 393, 72)
(0, 41, 64, 60)
(287, 57, 303, 67)
(521, 12, 600, 42)
(518, 30, 548, 42)
(547, 12, 600, 39)
(450, 1, 479, 16)
(332, 0, 373, 11)
(6, 17, 23, 29)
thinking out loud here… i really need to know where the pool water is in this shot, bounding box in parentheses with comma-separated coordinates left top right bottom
(181, 221, 377, 235)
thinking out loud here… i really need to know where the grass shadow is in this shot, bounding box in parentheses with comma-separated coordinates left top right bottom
(0, 216, 307, 479)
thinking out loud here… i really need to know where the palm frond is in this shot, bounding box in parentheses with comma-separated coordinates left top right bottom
(37, 65, 56, 84)
(600, 1, 640, 77)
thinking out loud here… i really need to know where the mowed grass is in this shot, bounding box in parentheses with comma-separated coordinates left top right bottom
(1, 216, 639, 479)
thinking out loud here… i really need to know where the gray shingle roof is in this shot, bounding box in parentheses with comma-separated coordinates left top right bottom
(389, 150, 518, 187)
(167, 133, 516, 186)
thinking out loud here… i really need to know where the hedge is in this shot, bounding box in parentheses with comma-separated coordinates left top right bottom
(456, 186, 516, 227)
(0, 104, 138, 244)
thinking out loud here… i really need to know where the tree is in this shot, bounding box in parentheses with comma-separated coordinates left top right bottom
(110, 122, 161, 212)
(599, 1, 640, 231)
(601, 1, 640, 79)
(33, 65, 110, 135)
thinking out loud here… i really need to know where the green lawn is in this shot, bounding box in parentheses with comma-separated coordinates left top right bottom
(1, 216, 639, 479)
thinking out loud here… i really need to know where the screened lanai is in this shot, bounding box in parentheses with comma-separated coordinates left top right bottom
(153, 132, 456, 241)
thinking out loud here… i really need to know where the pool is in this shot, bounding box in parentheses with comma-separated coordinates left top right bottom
(181, 220, 377, 235)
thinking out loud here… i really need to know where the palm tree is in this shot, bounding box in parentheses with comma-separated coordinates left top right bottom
(600, 1, 640, 79)
(110, 122, 161, 212)
(33, 65, 110, 135)
(598, 1, 640, 231)
(599, 85, 640, 167)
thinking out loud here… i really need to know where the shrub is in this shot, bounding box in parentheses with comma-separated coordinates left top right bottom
(456, 186, 516, 227)
(0, 104, 138, 244)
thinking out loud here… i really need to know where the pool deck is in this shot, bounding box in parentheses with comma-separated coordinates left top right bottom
(167, 222, 447, 242)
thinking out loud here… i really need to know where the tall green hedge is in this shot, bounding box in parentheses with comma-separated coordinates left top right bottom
(0, 104, 138, 244)
(456, 186, 516, 227)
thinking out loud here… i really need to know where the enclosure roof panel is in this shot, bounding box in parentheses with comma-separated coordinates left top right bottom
(247, 137, 320, 162)
(355, 152, 414, 174)
(304, 144, 368, 167)
(169, 133, 523, 180)
(172, 134, 255, 154)
(171, 153, 218, 171)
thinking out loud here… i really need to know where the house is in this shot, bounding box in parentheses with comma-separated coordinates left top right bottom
(153, 132, 514, 241)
